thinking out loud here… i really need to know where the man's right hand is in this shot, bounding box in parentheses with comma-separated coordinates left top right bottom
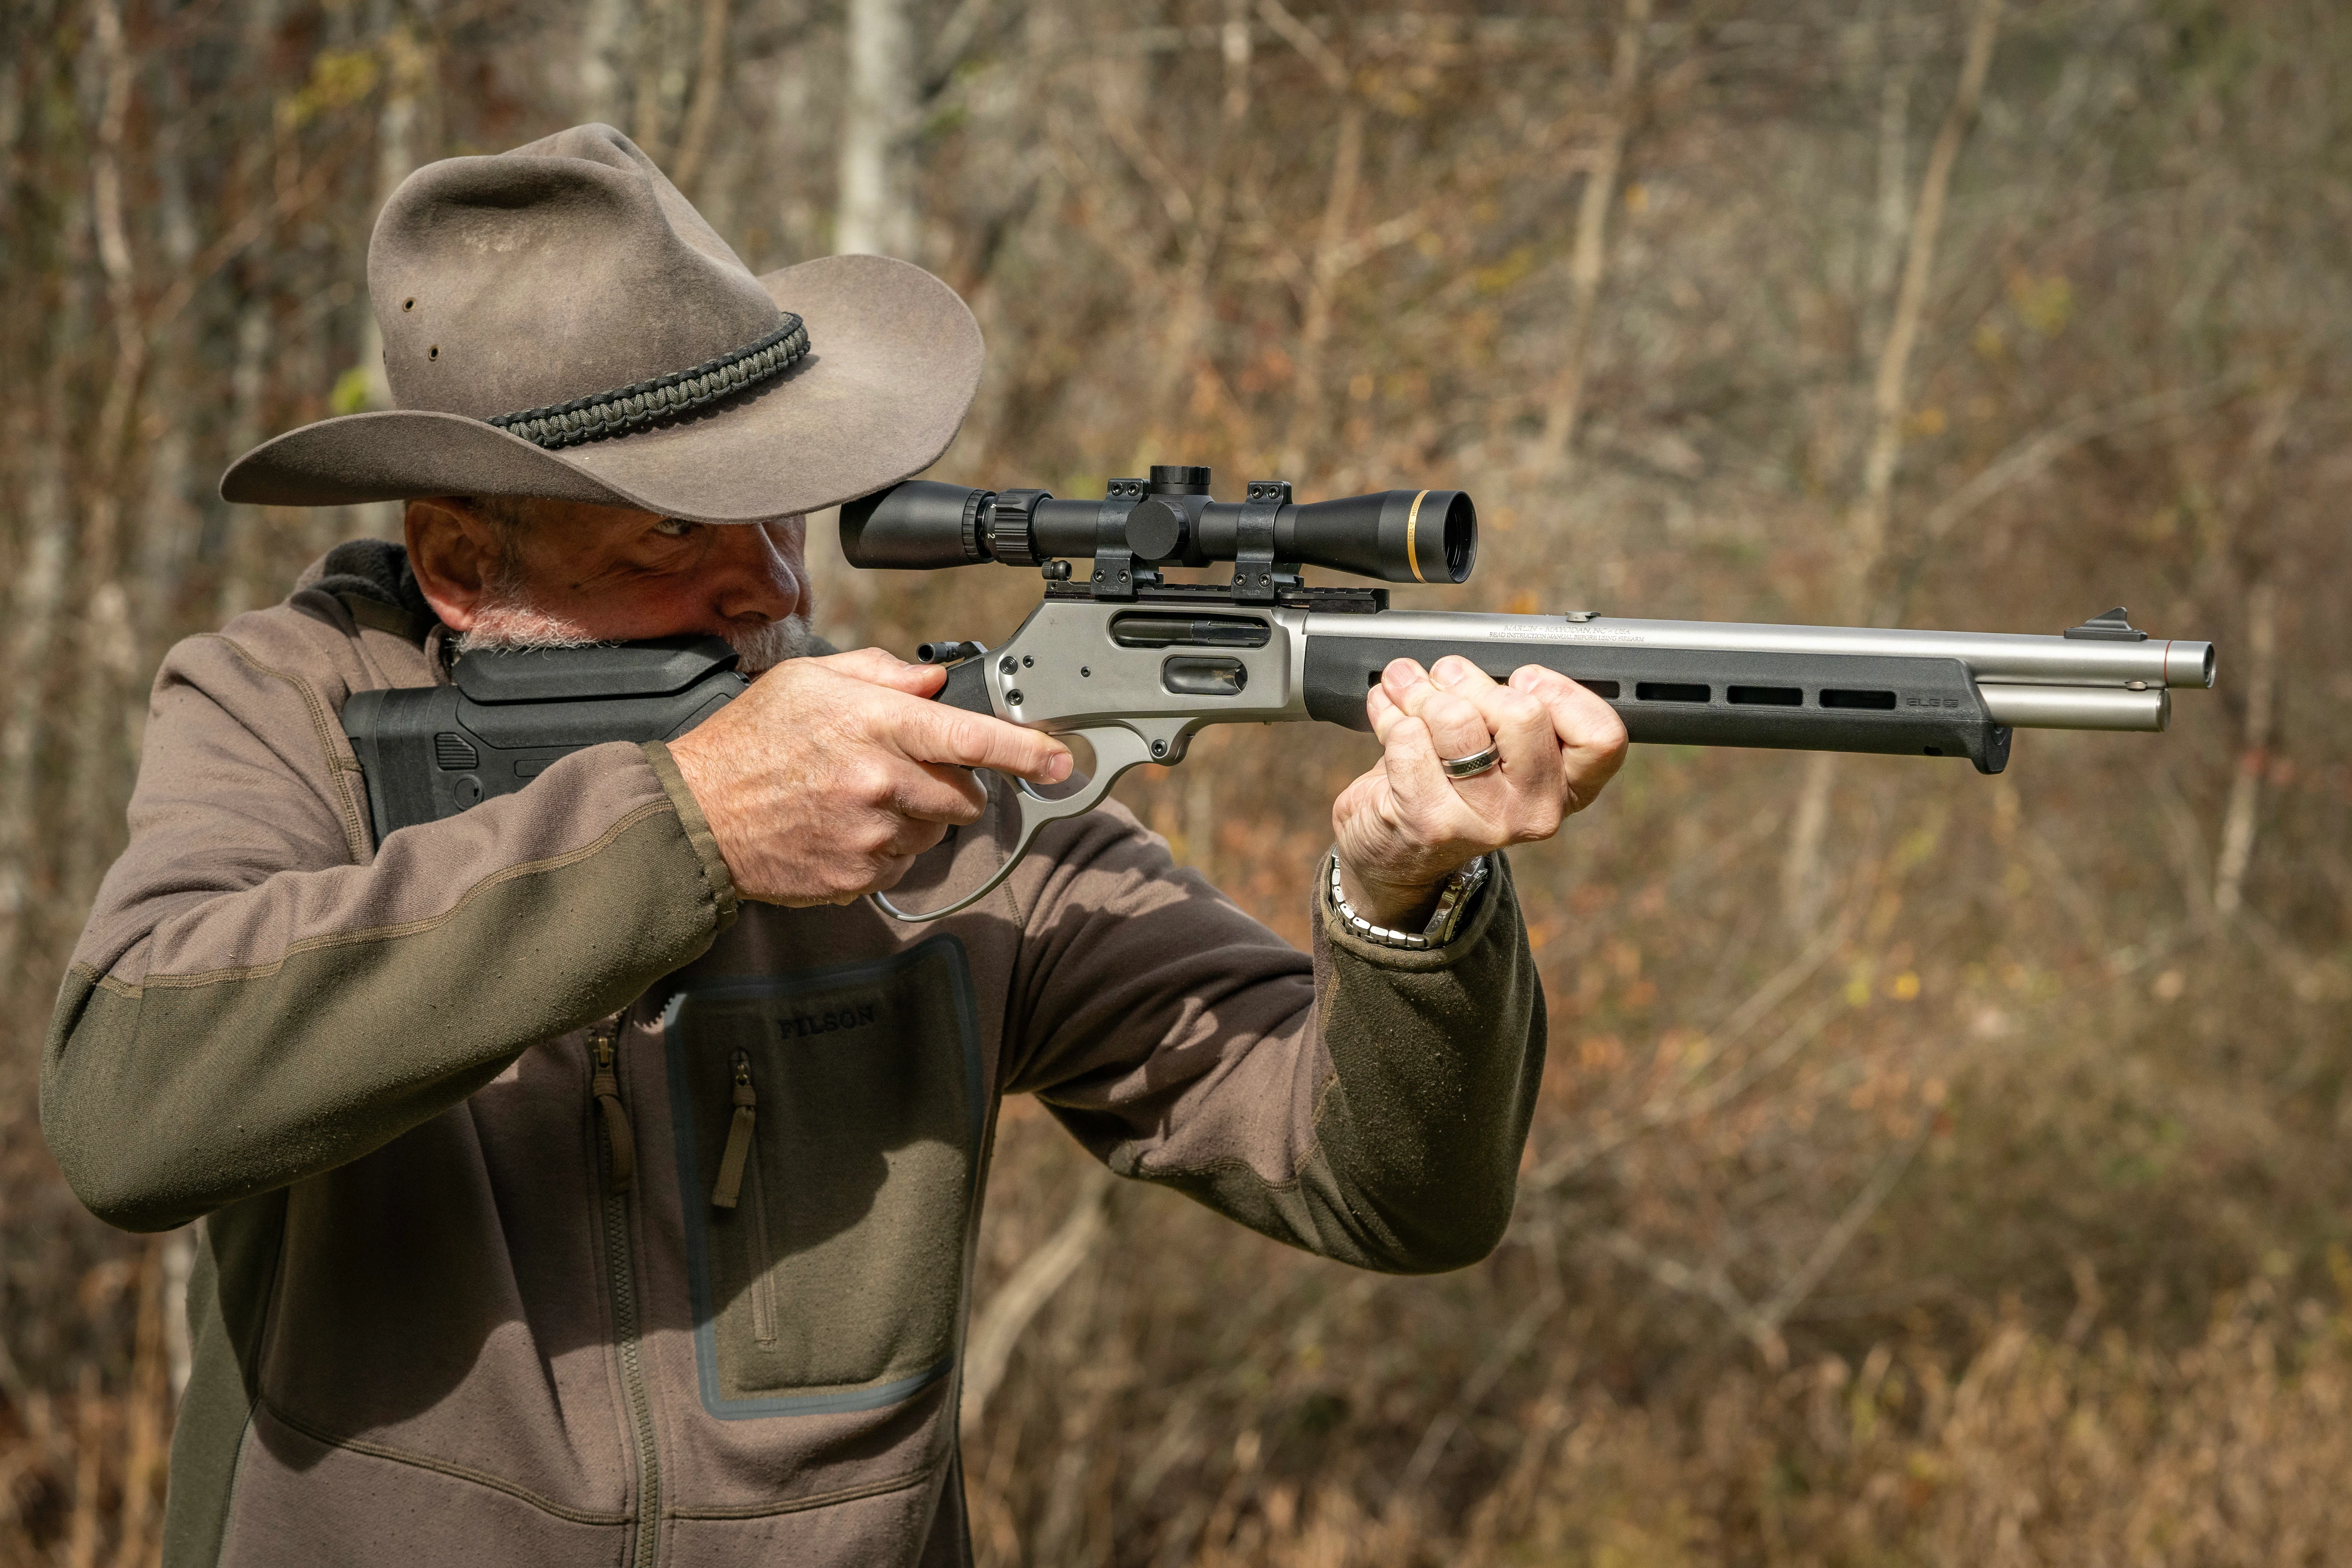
(666, 648, 1071, 906)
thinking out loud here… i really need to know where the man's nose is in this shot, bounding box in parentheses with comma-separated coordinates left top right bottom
(709, 523, 803, 623)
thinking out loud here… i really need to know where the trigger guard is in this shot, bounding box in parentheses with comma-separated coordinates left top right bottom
(870, 726, 1161, 922)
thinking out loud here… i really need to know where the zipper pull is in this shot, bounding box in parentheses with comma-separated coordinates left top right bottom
(587, 1014, 635, 1193)
(711, 1049, 759, 1210)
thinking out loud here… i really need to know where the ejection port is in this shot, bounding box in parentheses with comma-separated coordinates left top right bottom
(1162, 656, 1249, 697)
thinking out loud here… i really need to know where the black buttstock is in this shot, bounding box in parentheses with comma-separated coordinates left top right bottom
(1304, 637, 2013, 774)
(341, 636, 749, 842)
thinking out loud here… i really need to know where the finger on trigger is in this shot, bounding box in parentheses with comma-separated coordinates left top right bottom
(905, 699, 1072, 783)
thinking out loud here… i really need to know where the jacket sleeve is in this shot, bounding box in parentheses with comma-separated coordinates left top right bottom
(999, 806, 1545, 1274)
(40, 630, 737, 1232)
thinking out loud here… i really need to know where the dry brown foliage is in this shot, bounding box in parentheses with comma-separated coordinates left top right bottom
(3, 0, 2347, 1563)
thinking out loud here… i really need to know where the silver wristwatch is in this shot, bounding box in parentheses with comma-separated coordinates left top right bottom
(1326, 853, 1491, 950)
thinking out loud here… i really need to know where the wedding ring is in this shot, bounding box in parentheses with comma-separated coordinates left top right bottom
(1439, 742, 1502, 779)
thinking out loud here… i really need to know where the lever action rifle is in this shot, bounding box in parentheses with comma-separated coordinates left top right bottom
(838, 465, 2215, 919)
(340, 465, 2216, 922)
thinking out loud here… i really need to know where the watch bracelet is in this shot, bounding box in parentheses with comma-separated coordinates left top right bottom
(1325, 853, 1490, 950)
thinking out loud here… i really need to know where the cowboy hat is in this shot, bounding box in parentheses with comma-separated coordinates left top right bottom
(221, 123, 982, 523)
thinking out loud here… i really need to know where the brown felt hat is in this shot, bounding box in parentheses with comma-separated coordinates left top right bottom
(221, 123, 982, 522)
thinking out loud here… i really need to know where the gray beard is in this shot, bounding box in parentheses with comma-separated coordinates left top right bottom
(458, 604, 817, 674)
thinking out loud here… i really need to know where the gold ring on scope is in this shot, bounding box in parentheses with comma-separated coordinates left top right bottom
(1439, 743, 1502, 779)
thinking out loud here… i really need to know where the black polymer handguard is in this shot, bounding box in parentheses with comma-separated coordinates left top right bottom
(340, 635, 747, 842)
(1301, 637, 2014, 773)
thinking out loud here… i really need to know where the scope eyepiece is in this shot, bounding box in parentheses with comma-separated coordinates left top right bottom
(839, 480, 996, 569)
(840, 468, 1477, 586)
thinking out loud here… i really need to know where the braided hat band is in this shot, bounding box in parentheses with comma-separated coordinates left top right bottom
(486, 315, 810, 451)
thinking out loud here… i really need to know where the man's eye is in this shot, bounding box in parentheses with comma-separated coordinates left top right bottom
(653, 518, 697, 539)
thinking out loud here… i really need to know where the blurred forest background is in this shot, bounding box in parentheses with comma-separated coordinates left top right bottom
(3, 0, 2349, 1561)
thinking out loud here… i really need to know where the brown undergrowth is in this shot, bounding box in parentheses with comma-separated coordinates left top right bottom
(6, 1, 2351, 1563)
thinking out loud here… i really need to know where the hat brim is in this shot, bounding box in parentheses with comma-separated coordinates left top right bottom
(220, 254, 983, 523)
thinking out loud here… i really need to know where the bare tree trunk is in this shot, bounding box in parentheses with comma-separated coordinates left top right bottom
(1185, 761, 1215, 878)
(2213, 578, 2277, 918)
(771, 43, 819, 261)
(1846, 0, 2003, 624)
(1778, 751, 1838, 933)
(1258, 0, 1344, 474)
(216, 300, 276, 622)
(1861, 64, 1913, 364)
(837, 0, 919, 257)
(117, 1239, 169, 1561)
(335, 2, 430, 544)
(1781, 0, 2001, 927)
(0, 412, 73, 987)
(134, 45, 203, 610)
(68, 0, 148, 909)
(1533, 0, 1650, 475)
(668, 0, 733, 198)
(579, 0, 632, 125)
(1138, 0, 1257, 432)
(162, 1225, 196, 1404)
(359, 2, 424, 414)
(633, 0, 682, 163)
(1274, 99, 1362, 482)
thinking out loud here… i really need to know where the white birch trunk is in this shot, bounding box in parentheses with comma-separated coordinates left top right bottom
(216, 301, 276, 622)
(1533, 0, 1650, 475)
(668, 0, 733, 198)
(579, 0, 632, 126)
(2212, 579, 2277, 918)
(771, 44, 818, 261)
(136, 97, 200, 606)
(68, 0, 147, 908)
(1782, 0, 2002, 927)
(837, 0, 920, 258)
(0, 424, 72, 980)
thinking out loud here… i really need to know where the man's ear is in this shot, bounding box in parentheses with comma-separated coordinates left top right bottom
(405, 498, 501, 631)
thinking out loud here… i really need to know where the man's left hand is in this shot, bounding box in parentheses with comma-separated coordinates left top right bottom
(1331, 656, 1628, 930)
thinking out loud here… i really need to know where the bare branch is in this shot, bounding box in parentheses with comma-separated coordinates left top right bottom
(1848, 0, 2004, 621)
(1255, 0, 1345, 91)
(1532, 0, 1650, 474)
(961, 1166, 1113, 1436)
(2213, 577, 2278, 918)
(1754, 1123, 1932, 1337)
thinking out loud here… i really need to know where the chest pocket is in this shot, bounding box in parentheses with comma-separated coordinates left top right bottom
(662, 936, 985, 1418)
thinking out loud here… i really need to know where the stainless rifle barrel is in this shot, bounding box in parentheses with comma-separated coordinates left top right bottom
(1319, 613, 2217, 691)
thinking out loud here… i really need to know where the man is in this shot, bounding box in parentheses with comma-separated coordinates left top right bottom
(43, 126, 1624, 1566)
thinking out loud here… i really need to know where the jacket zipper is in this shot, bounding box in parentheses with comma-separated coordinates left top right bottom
(710, 1050, 777, 1347)
(588, 1013, 661, 1568)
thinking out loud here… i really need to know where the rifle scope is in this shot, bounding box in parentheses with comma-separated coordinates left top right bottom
(840, 465, 1475, 585)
